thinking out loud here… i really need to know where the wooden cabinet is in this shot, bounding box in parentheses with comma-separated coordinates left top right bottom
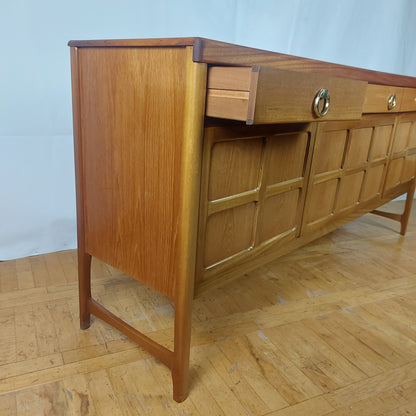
(68, 37, 416, 402)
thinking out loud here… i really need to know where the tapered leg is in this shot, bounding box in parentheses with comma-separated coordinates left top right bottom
(78, 251, 92, 329)
(171, 291, 193, 403)
(172, 349, 191, 403)
(400, 180, 416, 236)
(171, 48, 205, 402)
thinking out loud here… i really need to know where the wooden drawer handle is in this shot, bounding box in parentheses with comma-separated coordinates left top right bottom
(388, 93, 397, 110)
(314, 88, 330, 117)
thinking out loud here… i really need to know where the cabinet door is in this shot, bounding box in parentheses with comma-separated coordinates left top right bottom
(303, 116, 395, 233)
(197, 123, 314, 287)
(384, 115, 416, 192)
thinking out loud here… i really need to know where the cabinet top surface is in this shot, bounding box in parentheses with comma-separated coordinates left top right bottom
(68, 37, 416, 87)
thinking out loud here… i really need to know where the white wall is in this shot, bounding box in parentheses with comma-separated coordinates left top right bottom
(1, 0, 415, 260)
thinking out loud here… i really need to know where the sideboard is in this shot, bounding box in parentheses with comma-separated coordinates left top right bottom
(68, 37, 416, 402)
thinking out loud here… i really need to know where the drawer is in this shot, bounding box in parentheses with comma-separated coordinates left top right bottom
(401, 88, 416, 112)
(205, 65, 367, 124)
(363, 84, 405, 113)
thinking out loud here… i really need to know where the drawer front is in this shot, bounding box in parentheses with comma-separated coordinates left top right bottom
(401, 88, 416, 112)
(363, 84, 405, 113)
(206, 66, 367, 124)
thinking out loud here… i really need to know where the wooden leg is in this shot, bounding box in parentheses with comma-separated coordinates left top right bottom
(171, 281, 194, 403)
(371, 181, 415, 235)
(169, 48, 205, 402)
(171, 303, 193, 402)
(78, 251, 92, 330)
(400, 180, 416, 235)
(172, 350, 191, 402)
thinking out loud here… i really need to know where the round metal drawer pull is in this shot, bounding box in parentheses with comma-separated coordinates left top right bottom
(388, 93, 397, 110)
(313, 88, 330, 118)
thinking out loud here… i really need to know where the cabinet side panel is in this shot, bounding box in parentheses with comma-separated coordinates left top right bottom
(77, 47, 188, 299)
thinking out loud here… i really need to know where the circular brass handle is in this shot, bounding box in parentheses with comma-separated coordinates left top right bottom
(388, 93, 397, 110)
(313, 89, 330, 118)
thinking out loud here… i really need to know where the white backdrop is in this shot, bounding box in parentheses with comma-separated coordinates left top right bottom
(1, 0, 415, 260)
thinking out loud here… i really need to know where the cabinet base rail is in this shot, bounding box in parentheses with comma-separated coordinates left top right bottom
(372, 180, 416, 235)
(89, 298, 174, 368)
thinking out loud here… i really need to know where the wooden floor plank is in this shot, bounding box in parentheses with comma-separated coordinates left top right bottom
(265, 321, 366, 392)
(0, 308, 16, 366)
(56, 250, 78, 284)
(29, 255, 50, 288)
(85, 370, 124, 416)
(187, 369, 226, 416)
(244, 330, 324, 405)
(14, 304, 39, 362)
(15, 386, 44, 416)
(350, 304, 416, 361)
(0, 348, 144, 395)
(206, 343, 272, 415)
(44, 253, 67, 286)
(359, 301, 416, 343)
(0, 392, 17, 416)
(324, 378, 416, 415)
(264, 396, 334, 416)
(14, 381, 69, 416)
(325, 361, 416, 409)
(47, 300, 82, 352)
(31, 302, 60, 357)
(62, 373, 97, 415)
(330, 309, 413, 367)
(193, 351, 252, 416)
(0, 353, 62, 381)
(0, 261, 18, 294)
(303, 315, 392, 376)
(215, 337, 290, 411)
(381, 400, 416, 416)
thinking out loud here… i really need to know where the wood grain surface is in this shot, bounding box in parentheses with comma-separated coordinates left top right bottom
(68, 37, 416, 87)
(206, 65, 367, 124)
(363, 84, 404, 113)
(76, 47, 188, 300)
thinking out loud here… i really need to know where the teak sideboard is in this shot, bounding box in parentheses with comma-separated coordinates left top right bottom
(68, 37, 416, 402)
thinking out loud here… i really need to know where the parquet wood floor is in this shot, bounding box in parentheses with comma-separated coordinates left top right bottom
(1, 201, 415, 415)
